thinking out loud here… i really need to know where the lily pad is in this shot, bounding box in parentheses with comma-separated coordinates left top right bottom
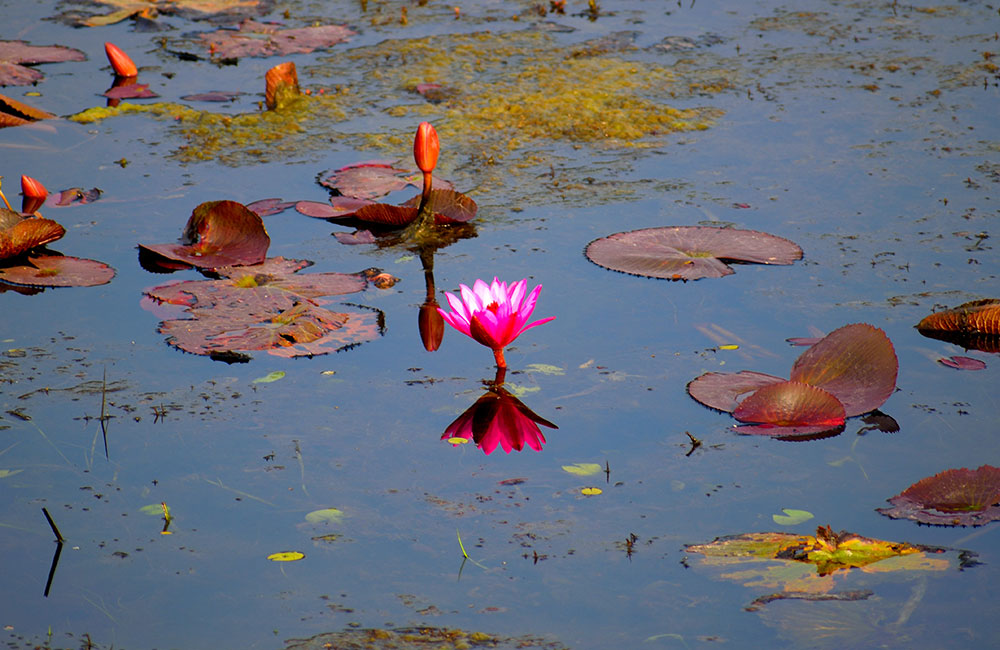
(295, 197, 375, 220)
(57, 0, 274, 28)
(318, 161, 454, 201)
(877, 465, 1000, 527)
(916, 299, 1000, 352)
(143, 257, 382, 359)
(937, 355, 986, 370)
(138, 200, 269, 270)
(685, 370, 786, 413)
(198, 19, 355, 59)
(245, 198, 296, 217)
(0, 254, 115, 287)
(0, 93, 54, 128)
(0, 211, 65, 260)
(585, 226, 803, 281)
(103, 82, 159, 99)
(734, 380, 846, 427)
(0, 40, 86, 86)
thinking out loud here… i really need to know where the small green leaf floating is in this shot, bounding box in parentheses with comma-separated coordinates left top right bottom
(304, 507, 344, 525)
(562, 463, 603, 476)
(253, 370, 286, 384)
(772, 508, 815, 525)
(267, 551, 305, 562)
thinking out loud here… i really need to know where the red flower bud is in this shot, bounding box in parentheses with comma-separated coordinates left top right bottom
(104, 42, 138, 78)
(20, 175, 47, 200)
(419, 302, 445, 352)
(413, 122, 439, 174)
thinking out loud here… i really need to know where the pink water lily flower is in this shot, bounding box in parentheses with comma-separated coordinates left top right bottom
(438, 277, 555, 368)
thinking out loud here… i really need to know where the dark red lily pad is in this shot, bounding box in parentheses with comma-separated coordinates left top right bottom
(585, 226, 803, 281)
(877, 466, 1000, 527)
(138, 200, 270, 270)
(198, 19, 355, 59)
(733, 380, 845, 427)
(103, 83, 159, 99)
(246, 198, 296, 217)
(333, 230, 377, 245)
(937, 355, 986, 370)
(143, 256, 381, 359)
(0, 40, 86, 87)
(0, 211, 65, 260)
(686, 370, 785, 413)
(789, 324, 898, 417)
(295, 197, 374, 220)
(0, 254, 115, 287)
(318, 161, 454, 200)
(0, 93, 54, 128)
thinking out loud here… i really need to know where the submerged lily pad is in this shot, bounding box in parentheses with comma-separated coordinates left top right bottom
(143, 257, 382, 359)
(0, 254, 115, 287)
(585, 226, 802, 281)
(0, 40, 86, 86)
(687, 324, 897, 438)
(138, 199, 269, 270)
(877, 465, 1000, 527)
(198, 19, 355, 59)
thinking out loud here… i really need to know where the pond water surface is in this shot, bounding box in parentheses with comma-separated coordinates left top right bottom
(1, 1, 998, 648)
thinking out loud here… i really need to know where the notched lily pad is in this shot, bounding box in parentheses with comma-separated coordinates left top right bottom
(585, 226, 802, 281)
(0, 254, 115, 288)
(0, 40, 86, 86)
(143, 257, 382, 359)
(138, 199, 269, 270)
(197, 19, 355, 59)
(877, 465, 1000, 527)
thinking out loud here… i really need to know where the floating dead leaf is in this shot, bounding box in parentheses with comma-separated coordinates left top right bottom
(585, 226, 803, 281)
(916, 299, 1000, 352)
(937, 355, 986, 370)
(199, 19, 354, 59)
(0, 40, 86, 86)
(264, 61, 298, 110)
(143, 257, 382, 359)
(877, 465, 1000, 527)
(0, 93, 55, 128)
(138, 199, 269, 270)
(52, 187, 103, 206)
(0, 254, 115, 287)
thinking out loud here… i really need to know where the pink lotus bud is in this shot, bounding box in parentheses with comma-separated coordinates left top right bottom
(104, 42, 138, 77)
(413, 122, 439, 174)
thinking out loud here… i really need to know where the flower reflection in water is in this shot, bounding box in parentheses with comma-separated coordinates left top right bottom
(442, 368, 558, 455)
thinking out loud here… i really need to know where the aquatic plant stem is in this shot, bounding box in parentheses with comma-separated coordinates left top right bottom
(493, 347, 507, 369)
(0, 186, 11, 211)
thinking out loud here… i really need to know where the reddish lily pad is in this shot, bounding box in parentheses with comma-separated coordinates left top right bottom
(351, 189, 478, 228)
(103, 83, 159, 99)
(0, 254, 115, 287)
(733, 380, 846, 427)
(245, 198, 296, 217)
(199, 19, 355, 59)
(143, 257, 381, 359)
(295, 197, 374, 220)
(686, 370, 786, 413)
(138, 200, 270, 270)
(333, 230, 377, 245)
(51, 187, 103, 206)
(733, 422, 845, 439)
(937, 355, 986, 370)
(585, 226, 803, 281)
(0, 41, 86, 86)
(0, 211, 65, 260)
(318, 161, 454, 200)
(0, 93, 54, 128)
(877, 466, 1000, 527)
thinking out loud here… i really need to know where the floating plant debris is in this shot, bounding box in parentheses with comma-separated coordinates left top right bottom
(138, 199, 270, 270)
(0, 40, 86, 86)
(877, 465, 1000, 527)
(585, 226, 802, 281)
(687, 324, 897, 438)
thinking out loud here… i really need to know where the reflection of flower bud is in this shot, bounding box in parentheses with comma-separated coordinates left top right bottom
(419, 302, 444, 352)
(104, 42, 138, 78)
(20, 175, 47, 200)
(413, 122, 439, 174)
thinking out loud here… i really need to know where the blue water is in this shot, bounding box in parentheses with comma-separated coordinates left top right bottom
(1, 1, 998, 648)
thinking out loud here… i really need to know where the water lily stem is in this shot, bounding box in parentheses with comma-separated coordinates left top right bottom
(493, 347, 507, 369)
(0, 187, 11, 211)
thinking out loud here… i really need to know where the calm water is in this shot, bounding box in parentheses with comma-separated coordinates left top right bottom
(2, 1, 998, 648)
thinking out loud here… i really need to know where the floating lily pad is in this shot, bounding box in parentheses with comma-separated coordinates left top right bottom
(585, 226, 802, 281)
(245, 198, 296, 217)
(687, 324, 897, 439)
(143, 257, 381, 359)
(103, 82, 159, 99)
(197, 19, 355, 59)
(138, 199, 269, 270)
(0, 40, 86, 86)
(51, 187, 102, 206)
(0, 211, 65, 260)
(56, 0, 273, 28)
(877, 465, 1000, 527)
(937, 355, 986, 370)
(295, 197, 375, 220)
(318, 161, 454, 201)
(916, 299, 1000, 352)
(0, 254, 115, 287)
